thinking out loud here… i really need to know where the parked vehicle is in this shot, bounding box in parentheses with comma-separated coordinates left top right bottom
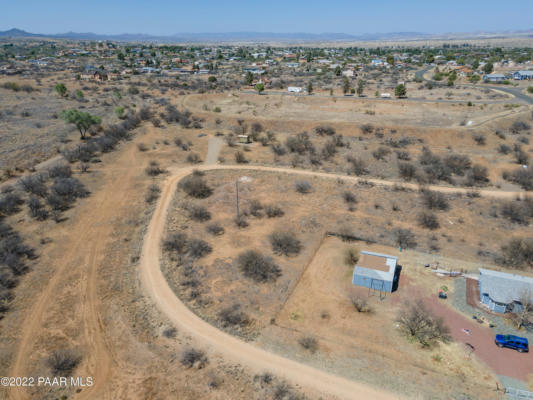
(495, 334, 529, 353)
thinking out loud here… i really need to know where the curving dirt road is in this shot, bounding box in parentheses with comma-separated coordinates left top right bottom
(139, 164, 404, 400)
(8, 131, 528, 400)
(138, 144, 530, 399)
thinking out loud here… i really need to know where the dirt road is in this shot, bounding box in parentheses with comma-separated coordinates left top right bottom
(139, 164, 404, 400)
(8, 137, 145, 400)
(8, 132, 528, 400)
(136, 139, 528, 399)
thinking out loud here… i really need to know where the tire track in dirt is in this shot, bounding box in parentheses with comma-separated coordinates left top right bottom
(9, 131, 147, 400)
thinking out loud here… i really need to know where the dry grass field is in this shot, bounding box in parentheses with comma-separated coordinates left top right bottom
(1, 64, 532, 400)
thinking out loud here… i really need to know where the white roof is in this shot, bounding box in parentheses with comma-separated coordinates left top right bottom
(479, 268, 533, 304)
(354, 251, 397, 282)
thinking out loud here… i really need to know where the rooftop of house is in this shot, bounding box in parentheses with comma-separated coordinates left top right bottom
(479, 268, 533, 304)
(354, 251, 397, 281)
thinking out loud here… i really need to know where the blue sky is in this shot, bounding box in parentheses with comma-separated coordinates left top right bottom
(2, 0, 533, 35)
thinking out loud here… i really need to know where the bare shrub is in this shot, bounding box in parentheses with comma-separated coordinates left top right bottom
(499, 238, 533, 269)
(285, 132, 314, 154)
(298, 336, 318, 353)
(398, 162, 417, 181)
(145, 161, 165, 176)
(236, 250, 281, 282)
(466, 164, 489, 185)
(51, 177, 88, 202)
(47, 349, 82, 376)
(180, 175, 213, 198)
(0, 193, 24, 216)
(188, 204, 211, 222)
(269, 231, 302, 256)
(225, 134, 237, 147)
(218, 304, 250, 328)
(501, 200, 529, 224)
(372, 146, 390, 160)
(137, 142, 148, 152)
(28, 196, 48, 220)
(418, 212, 440, 230)
(19, 174, 48, 197)
(48, 163, 72, 179)
(206, 222, 225, 235)
(473, 134, 486, 145)
(163, 232, 188, 254)
(360, 124, 374, 134)
(344, 247, 360, 265)
(498, 144, 512, 154)
(351, 295, 372, 313)
(421, 189, 449, 211)
(395, 229, 416, 248)
(396, 150, 411, 161)
(444, 154, 471, 176)
(511, 291, 533, 330)
(511, 121, 531, 134)
(234, 214, 249, 228)
(250, 122, 264, 139)
(162, 327, 177, 338)
(346, 156, 368, 175)
(271, 143, 287, 156)
(186, 152, 202, 164)
(397, 300, 450, 347)
(249, 200, 263, 217)
(186, 238, 212, 259)
(264, 204, 284, 218)
(503, 168, 533, 190)
(294, 180, 312, 194)
(180, 348, 208, 369)
(314, 125, 336, 136)
(235, 151, 248, 164)
(513, 145, 530, 165)
(342, 191, 357, 204)
(145, 184, 161, 203)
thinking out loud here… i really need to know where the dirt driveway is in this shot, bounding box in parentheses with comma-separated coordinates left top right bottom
(426, 297, 533, 381)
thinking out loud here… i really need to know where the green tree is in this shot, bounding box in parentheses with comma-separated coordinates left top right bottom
(386, 54, 394, 65)
(60, 109, 101, 140)
(394, 84, 407, 98)
(117, 52, 125, 61)
(470, 75, 481, 84)
(245, 71, 254, 85)
(75, 89, 84, 99)
(54, 83, 67, 97)
(342, 76, 351, 95)
(334, 65, 341, 76)
(356, 79, 364, 97)
(254, 83, 264, 95)
(115, 106, 125, 119)
(472, 59, 480, 70)
(483, 62, 494, 74)
(306, 81, 313, 95)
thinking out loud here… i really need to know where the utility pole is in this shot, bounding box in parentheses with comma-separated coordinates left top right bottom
(235, 179, 239, 217)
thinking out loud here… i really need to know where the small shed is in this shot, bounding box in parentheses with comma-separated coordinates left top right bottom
(352, 251, 398, 293)
(479, 268, 533, 313)
(237, 134, 251, 144)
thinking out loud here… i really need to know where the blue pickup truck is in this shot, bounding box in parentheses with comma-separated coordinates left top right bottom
(495, 334, 529, 353)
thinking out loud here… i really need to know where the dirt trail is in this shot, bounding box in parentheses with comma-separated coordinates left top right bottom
(8, 133, 146, 400)
(204, 136, 223, 165)
(139, 164, 404, 400)
(192, 164, 529, 199)
(8, 131, 528, 400)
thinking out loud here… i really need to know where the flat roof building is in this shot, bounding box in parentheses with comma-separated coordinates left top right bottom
(352, 251, 399, 293)
(479, 268, 533, 313)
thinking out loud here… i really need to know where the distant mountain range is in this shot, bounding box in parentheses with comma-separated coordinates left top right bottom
(0, 28, 532, 43)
